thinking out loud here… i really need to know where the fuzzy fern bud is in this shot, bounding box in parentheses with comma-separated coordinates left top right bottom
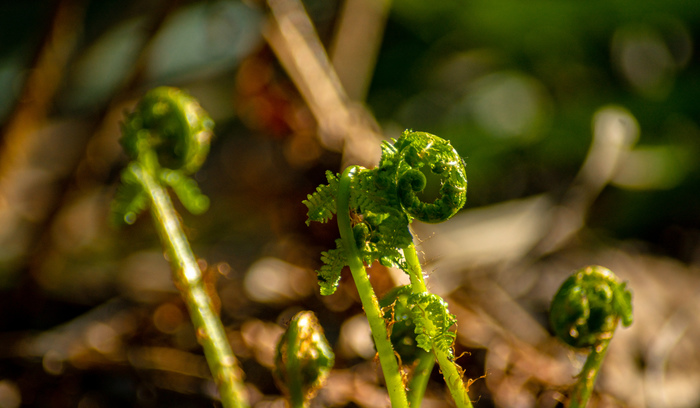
(380, 286, 458, 362)
(120, 86, 213, 174)
(550, 265, 633, 349)
(112, 87, 213, 225)
(275, 311, 334, 405)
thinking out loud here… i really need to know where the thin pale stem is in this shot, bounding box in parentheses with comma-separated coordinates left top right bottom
(569, 337, 613, 408)
(132, 162, 248, 408)
(337, 166, 409, 408)
(404, 243, 427, 295)
(435, 350, 472, 408)
(404, 244, 473, 408)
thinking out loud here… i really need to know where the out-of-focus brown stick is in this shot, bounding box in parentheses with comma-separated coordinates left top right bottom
(17, 0, 179, 278)
(329, 0, 391, 103)
(0, 0, 86, 274)
(0, 0, 178, 276)
(0, 0, 84, 163)
(75, 0, 182, 185)
(530, 107, 639, 256)
(263, 0, 383, 168)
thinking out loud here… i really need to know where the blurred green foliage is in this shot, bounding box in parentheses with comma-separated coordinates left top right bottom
(367, 0, 700, 258)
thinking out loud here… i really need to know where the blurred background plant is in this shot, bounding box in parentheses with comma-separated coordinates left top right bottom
(0, 0, 699, 407)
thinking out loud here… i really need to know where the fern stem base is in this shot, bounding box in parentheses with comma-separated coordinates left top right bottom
(338, 166, 409, 408)
(570, 337, 612, 408)
(132, 162, 249, 408)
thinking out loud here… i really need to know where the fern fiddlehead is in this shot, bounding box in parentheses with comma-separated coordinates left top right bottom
(394, 131, 467, 223)
(113, 87, 248, 408)
(120, 86, 212, 174)
(304, 130, 472, 407)
(274, 311, 334, 408)
(113, 87, 212, 225)
(303, 130, 468, 293)
(550, 265, 633, 408)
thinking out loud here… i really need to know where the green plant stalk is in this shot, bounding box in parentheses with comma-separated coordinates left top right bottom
(404, 243, 428, 294)
(569, 336, 613, 408)
(284, 320, 305, 408)
(404, 244, 473, 408)
(404, 243, 435, 408)
(337, 166, 409, 408)
(436, 349, 472, 408)
(407, 349, 435, 408)
(131, 160, 248, 408)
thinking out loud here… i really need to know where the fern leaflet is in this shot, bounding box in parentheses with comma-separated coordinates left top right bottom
(411, 293, 457, 358)
(317, 239, 347, 296)
(303, 171, 339, 225)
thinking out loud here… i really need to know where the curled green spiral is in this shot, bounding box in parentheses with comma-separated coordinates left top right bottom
(394, 131, 467, 223)
(550, 265, 633, 349)
(113, 87, 213, 224)
(121, 86, 213, 174)
(303, 130, 468, 294)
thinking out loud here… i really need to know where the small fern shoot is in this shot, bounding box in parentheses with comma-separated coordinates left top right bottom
(304, 130, 472, 408)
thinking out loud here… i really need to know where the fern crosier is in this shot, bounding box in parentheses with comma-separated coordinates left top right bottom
(550, 265, 633, 349)
(380, 286, 459, 363)
(112, 87, 213, 225)
(303, 130, 467, 295)
(120, 86, 213, 174)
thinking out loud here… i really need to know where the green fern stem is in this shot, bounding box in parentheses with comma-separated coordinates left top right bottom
(404, 244, 473, 408)
(436, 347, 472, 408)
(407, 349, 435, 408)
(274, 311, 334, 408)
(130, 159, 248, 408)
(283, 318, 305, 408)
(569, 336, 612, 408)
(403, 244, 439, 407)
(337, 166, 409, 408)
(404, 243, 427, 294)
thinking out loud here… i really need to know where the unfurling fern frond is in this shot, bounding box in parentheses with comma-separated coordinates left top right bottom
(550, 265, 634, 408)
(349, 168, 389, 215)
(114, 87, 214, 223)
(274, 311, 334, 407)
(303, 171, 339, 225)
(394, 131, 467, 224)
(113, 87, 249, 408)
(121, 86, 213, 175)
(411, 293, 457, 358)
(317, 239, 347, 295)
(550, 265, 633, 348)
(305, 131, 468, 294)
